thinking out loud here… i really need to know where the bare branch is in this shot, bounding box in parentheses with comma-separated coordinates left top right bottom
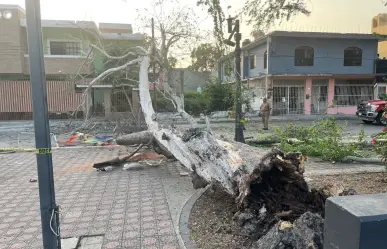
(73, 57, 143, 123)
(156, 87, 177, 109)
(90, 44, 147, 60)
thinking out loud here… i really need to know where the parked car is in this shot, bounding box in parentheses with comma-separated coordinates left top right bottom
(356, 100, 387, 125)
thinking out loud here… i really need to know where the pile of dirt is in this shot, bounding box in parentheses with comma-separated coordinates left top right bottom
(189, 187, 252, 249)
(189, 172, 387, 249)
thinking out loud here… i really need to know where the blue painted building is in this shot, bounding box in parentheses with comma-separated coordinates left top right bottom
(219, 31, 380, 115)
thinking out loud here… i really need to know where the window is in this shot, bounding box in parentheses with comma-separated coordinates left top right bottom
(250, 55, 256, 69)
(264, 51, 267, 69)
(294, 46, 314, 66)
(334, 80, 373, 106)
(49, 41, 81, 56)
(344, 47, 362, 66)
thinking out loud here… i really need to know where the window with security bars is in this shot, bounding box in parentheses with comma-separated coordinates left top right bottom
(49, 41, 81, 56)
(334, 83, 373, 106)
(344, 47, 362, 66)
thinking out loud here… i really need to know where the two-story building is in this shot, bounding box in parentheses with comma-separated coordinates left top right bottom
(0, 4, 145, 120)
(219, 31, 380, 116)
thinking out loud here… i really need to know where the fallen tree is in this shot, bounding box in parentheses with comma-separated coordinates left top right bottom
(112, 54, 358, 247)
(88, 49, 355, 248)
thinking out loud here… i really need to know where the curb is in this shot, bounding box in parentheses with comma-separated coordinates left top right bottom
(178, 185, 211, 249)
(159, 115, 359, 125)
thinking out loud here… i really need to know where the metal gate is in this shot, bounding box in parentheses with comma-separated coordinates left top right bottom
(311, 82, 328, 114)
(272, 85, 305, 115)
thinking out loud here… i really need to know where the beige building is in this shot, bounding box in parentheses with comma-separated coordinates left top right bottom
(372, 13, 387, 58)
(0, 4, 145, 120)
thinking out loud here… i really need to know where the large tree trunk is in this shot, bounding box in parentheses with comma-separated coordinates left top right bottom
(134, 54, 251, 195)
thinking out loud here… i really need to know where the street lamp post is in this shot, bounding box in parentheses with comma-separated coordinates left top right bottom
(25, 0, 61, 248)
(225, 16, 245, 143)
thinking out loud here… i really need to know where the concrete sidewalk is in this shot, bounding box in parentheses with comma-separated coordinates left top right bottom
(0, 147, 194, 249)
(0, 146, 383, 249)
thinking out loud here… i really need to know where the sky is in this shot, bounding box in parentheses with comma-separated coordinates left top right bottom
(2, 0, 386, 66)
(4, 0, 386, 35)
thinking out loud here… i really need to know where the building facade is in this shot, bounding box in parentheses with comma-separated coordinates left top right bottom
(0, 4, 145, 119)
(219, 31, 380, 116)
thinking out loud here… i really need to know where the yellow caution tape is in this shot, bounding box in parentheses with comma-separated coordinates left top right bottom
(0, 148, 52, 154)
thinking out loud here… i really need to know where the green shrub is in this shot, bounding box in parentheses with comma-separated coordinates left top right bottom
(274, 117, 357, 161)
(203, 81, 234, 112)
(184, 92, 209, 116)
(371, 127, 387, 165)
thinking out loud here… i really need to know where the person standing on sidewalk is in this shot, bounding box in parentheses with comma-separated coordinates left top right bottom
(260, 98, 271, 130)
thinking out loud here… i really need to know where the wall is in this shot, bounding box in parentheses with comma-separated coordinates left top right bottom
(268, 36, 378, 75)
(23, 56, 92, 75)
(245, 43, 267, 77)
(169, 69, 210, 93)
(0, 7, 25, 74)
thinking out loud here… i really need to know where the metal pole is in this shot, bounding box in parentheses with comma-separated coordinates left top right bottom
(25, 0, 60, 248)
(151, 18, 157, 113)
(234, 20, 245, 143)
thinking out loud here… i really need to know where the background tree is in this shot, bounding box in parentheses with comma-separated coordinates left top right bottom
(189, 43, 223, 72)
(197, 0, 310, 44)
(136, 0, 207, 71)
(251, 29, 265, 40)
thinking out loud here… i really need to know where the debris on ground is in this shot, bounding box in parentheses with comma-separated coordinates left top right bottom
(58, 132, 115, 146)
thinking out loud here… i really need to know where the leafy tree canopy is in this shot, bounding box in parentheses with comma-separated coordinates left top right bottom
(189, 43, 223, 72)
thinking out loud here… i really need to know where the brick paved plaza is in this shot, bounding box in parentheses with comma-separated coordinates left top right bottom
(0, 147, 183, 249)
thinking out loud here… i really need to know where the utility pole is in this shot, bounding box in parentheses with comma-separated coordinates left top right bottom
(225, 16, 245, 143)
(151, 18, 157, 113)
(25, 0, 61, 248)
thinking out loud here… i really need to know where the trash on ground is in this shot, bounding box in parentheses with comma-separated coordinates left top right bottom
(58, 132, 115, 147)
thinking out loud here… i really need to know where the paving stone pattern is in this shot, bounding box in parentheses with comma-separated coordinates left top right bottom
(0, 147, 180, 249)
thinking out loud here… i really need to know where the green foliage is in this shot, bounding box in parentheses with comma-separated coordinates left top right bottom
(371, 127, 387, 165)
(189, 43, 223, 72)
(197, 0, 309, 44)
(196, 0, 225, 46)
(203, 80, 234, 112)
(168, 57, 178, 69)
(357, 125, 367, 149)
(379, 93, 387, 100)
(184, 92, 209, 116)
(244, 0, 310, 30)
(274, 117, 356, 161)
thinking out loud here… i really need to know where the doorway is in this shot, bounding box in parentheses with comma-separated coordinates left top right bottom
(91, 89, 105, 116)
(311, 85, 328, 114)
